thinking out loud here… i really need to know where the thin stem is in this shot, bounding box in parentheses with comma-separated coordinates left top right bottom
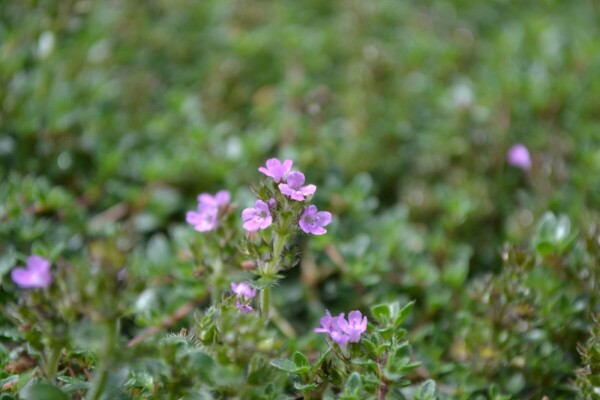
(377, 382, 388, 400)
(44, 345, 61, 383)
(86, 320, 118, 400)
(211, 257, 223, 305)
(260, 231, 287, 318)
(260, 286, 271, 319)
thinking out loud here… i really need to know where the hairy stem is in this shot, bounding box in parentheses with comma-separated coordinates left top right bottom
(260, 232, 288, 318)
(86, 320, 118, 400)
(260, 286, 271, 318)
(44, 345, 61, 383)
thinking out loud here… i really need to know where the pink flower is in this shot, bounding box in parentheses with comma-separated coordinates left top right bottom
(11, 255, 52, 289)
(241, 200, 273, 232)
(507, 144, 532, 171)
(336, 311, 368, 343)
(186, 190, 230, 232)
(299, 205, 331, 235)
(258, 158, 293, 183)
(231, 281, 257, 299)
(314, 310, 335, 333)
(314, 310, 367, 347)
(279, 172, 316, 201)
(235, 300, 253, 313)
(231, 281, 256, 313)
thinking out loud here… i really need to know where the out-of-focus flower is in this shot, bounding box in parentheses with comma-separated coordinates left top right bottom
(186, 190, 231, 232)
(258, 158, 293, 183)
(242, 200, 273, 232)
(232, 281, 256, 313)
(235, 300, 253, 313)
(11, 255, 53, 289)
(507, 144, 532, 171)
(299, 205, 332, 235)
(314, 310, 367, 347)
(279, 172, 316, 201)
(231, 281, 257, 299)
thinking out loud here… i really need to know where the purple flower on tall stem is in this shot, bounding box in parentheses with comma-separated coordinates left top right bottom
(241, 200, 273, 232)
(299, 205, 332, 235)
(259, 158, 293, 183)
(279, 172, 316, 201)
(11, 255, 53, 289)
(186, 190, 230, 232)
(507, 144, 532, 171)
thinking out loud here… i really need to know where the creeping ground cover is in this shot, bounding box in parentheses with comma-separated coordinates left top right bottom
(2, 0, 600, 399)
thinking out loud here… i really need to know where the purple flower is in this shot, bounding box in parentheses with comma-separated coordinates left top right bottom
(507, 144, 532, 171)
(11, 255, 52, 289)
(314, 310, 335, 333)
(186, 190, 231, 232)
(232, 281, 256, 313)
(198, 190, 231, 208)
(314, 310, 368, 347)
(231, 281, 257, 299)
(299, 205, 332, 235)
(235, 300, 253, 313)
(258, 158, 293, 183)
(279, 172, 316, 201)
(336, 311, 368, 343)
(241, 200, 273, 232)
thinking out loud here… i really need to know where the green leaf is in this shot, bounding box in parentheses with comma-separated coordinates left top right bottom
(352, 358, 378, 373)
(347, 372, 362, 391)
(415, 379, 437, 400)
(293, 351, 309, 368)
(393, 301, 415, 328)
(20, 383, 68, 400)
(292, 382, 317, 391)
(311, 348, 330, 372)
(371, 304, 392, 324)
(270, 358, 308, 374)
(56, 376, 89, 393)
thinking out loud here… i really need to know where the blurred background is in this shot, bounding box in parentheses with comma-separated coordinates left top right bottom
(2, 0, 600, 397)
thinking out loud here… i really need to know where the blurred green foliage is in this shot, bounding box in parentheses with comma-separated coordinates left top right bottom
(2, 0, 600, 398)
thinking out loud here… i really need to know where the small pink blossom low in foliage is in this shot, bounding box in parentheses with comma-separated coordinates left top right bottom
(11, 255, 53, 289)
(299, 205, 332, 235)
(231, 281, 257, 312)
(241, 199, 273, 232)
(507, 143, 532, 171)
(314, 310, 367, 347)
(186, 190, 230, 232)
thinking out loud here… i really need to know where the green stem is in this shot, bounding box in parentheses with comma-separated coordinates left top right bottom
(86, 320, 118, 400)
(260, 286, 271, 318)
(211, 257, 223, 305)
(44, 345, 61, 383)
(260, 231, 288, 318)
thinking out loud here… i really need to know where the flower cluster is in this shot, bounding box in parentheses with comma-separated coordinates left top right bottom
(231, 281, 257, 312)
(314, 310, 368, 347)
(11, 255, 53, 289)
(242, 158, 331, 235)
(186, 190, 231, 232)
